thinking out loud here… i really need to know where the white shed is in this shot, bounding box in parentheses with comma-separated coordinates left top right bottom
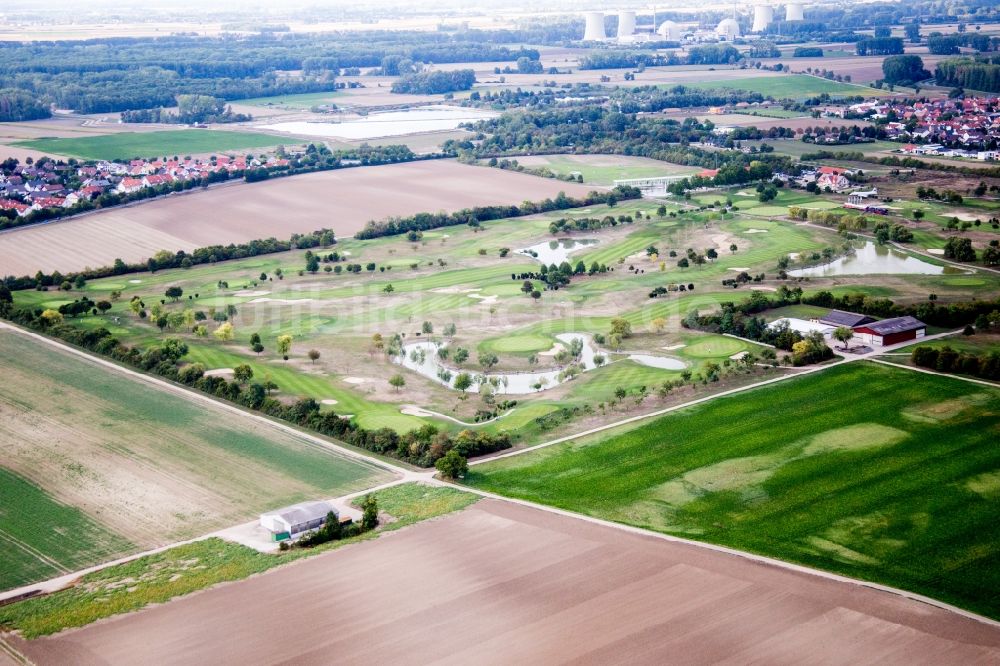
(260, 501, 337, 541)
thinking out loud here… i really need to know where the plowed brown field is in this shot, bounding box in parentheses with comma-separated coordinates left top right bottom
(12, 499, 999, 665)
(0, 161, 593, 276)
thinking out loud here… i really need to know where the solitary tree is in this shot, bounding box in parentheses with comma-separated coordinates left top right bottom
(308, 349, 321, 364)
(165, 286, 183, 301)
(360, 494, 379, 531)
(478, 352, 499, 371)
(833, 326, 854, 349)
(383, 283, 395, 294)
(389, 374, 406, 392)
(453, 372, 473, 393)
(435, 449, 468, 479)
(213, 321, 234, 341)
(276, 334, 293, 359)
(233, 364, 254, 384)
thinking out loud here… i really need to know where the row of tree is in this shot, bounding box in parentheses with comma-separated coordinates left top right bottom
(911, 345, 1000, 380)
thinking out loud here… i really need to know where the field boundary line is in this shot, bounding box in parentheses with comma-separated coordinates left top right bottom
(868, 357, 1000, 387)
(452, 484, 1000, 629)
(0, 637, 33, 666)
(0, 323, 411, 479)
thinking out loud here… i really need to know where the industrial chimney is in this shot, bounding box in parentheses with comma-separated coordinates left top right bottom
(617, 11, 636, 39)
(583, 12, 606, 41)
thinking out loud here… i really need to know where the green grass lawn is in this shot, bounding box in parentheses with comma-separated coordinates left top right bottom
(15, 129, 287, 161)
(502, 155, 700, 187)
(0, 468, 134, 591)
(0, 484, 478, 638)
(688, 74, 889, 99)
(466, 362, 1000, 620)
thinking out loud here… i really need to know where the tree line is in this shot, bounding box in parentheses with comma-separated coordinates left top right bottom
(391, 70, 476, 94)
(354, 186, 641, 240)
(911, 345, 1000, 380)
(935, 57, 1000, 93)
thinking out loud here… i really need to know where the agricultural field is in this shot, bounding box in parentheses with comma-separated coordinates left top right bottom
(686, 74, 890, 99)
(9, 498, 1000, 665)
(0, 484, 477, 639)
(0, 326, 390, 591)
(466, 362, 1000, 619)
(14, 129, 290, 161)
(0, 160, 593, 276)
(237, 91, 346, 110)
(506, 154, 701, 186)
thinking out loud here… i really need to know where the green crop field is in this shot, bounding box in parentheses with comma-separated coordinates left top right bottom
(0, 468, 134, 591)
(15, 129, 288, 160)
(504, 154, 700, 186)
(689, 74, 890, 99)
(0, 327, 390, 591)
(467, 362, 1000, 619)
(237, 91, 346, 109)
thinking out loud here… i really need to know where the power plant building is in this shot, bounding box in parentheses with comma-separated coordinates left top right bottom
(656, 20, 682, 41)
(786, 2, 805, 21)
(716, 18, 741, 41)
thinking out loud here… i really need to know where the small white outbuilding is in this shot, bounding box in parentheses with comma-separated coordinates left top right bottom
(260, 501, 337, 541)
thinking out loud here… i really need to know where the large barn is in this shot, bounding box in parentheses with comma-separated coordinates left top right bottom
(853, 316, 927, 347)
(260, 501, 337, 542)
(816, 309, 876, 328)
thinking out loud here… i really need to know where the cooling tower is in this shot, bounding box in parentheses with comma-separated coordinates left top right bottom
(617, 11, 637, 38)
(786, 2, 805, 21)
(657, 20, 682, 41)
(583, 12, 606, 40)
(752, 5, 774, 33)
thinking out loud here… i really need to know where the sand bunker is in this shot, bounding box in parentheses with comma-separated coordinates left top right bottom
(432, 287, 481, 294)
(927, 249, 945, 255)
(128, 279, 142, 284)
(745, 229, 769, 234)
(234, 290, 270, 297)
(204, 368, 234, 377)
(468, 293, 499, 304)
(343, 377, 372, 384)
(247, 297, 314, 304)
(946, 212, 984, 223)
(662, 344, 686, 351)
(539, 342, 566, 357)
(321, 399, 338, 405)
(730, 351, 749, 360)
(728, 267, 751, 272)
(401, 406, 433, 417)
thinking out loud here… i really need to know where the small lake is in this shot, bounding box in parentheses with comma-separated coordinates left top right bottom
(517, 239, 599, 265)
(787, 242, 959, 278)
(260, 105, 497, 140)
(395, 333, 685, 395)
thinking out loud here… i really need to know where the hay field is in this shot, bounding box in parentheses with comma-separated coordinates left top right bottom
(11, 499, 1000, 665)
(0, 326, 390, 590)
(0, 160, 594, 276)
(684, 74, 890, 99)
(468, 362, 1000, 619)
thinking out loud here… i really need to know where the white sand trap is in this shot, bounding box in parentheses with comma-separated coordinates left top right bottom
(432, 287, 481, 294)
(321, 399, 338, 405)
(204, 368, 234, 377)
(728, 267, 751, 272)
(539, 342, 566, 357)
(128, 279, 142, 284)
(342, 251, 352, 256)
(753, 286, 777, 292)
(343, 377, 372, 384)
(248, 297, 314, 304)
(745, 229, 769, 234)
(927, 249, 945, 255)
(662, 344, 686, 351)
(234, 290, 270, 297)
(442, 234, 450, 238)
(736, 190, 755, 196)
(401, 406, 433, 417)
(338, 414, 354, 419)
(468, 293, 498, 304)
(947, 212, 983, 222)
(788, 252, 801, 261)
(730, 351, 750, 360)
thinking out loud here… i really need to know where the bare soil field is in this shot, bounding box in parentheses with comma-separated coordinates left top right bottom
(783, 54, 950, 84)
(0, 160, 593, 276)
(13, 499, 1000, 665)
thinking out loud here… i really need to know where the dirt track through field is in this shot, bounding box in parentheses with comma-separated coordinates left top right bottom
(0, 160, 593, 276)
(13, 499, 1000, 665)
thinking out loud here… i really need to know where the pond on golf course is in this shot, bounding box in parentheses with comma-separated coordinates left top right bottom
(517, 238, 599, 265)
(787, 242, 963, 278)
(395, 333, 685, 395)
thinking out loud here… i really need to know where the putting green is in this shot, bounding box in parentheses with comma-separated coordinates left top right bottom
(943, 276, 987, 287)
(482, 334, 554, 354)
(683, 336, 747, 358)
